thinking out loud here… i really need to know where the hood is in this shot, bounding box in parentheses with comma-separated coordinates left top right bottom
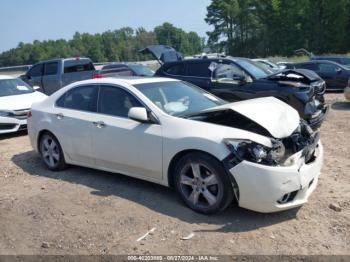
(0, 91, 47, 110)
(195, 97, 300, 139)
(267, 69, 321, 83)
(139, 45, 183, 64)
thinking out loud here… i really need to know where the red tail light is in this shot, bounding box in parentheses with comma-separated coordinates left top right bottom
(27, 111, 32, 118)
(92, 73, 103, 79)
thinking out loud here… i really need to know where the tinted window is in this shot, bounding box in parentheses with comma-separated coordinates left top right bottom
(318, 63, 339, 73)
(56, 85, 98, 112)
(28, 64, 43, 77)
(44, 62, 58, 75)
(98, 85, 142, 118)
(64, 60, 95, 73)
(297, 63, 318, 70)
(166, 64, 186, 75)
(187, 62, 211, 77)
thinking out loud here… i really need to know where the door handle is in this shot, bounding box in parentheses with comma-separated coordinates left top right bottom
(93, 121, 106, 128)
(56, 113, 64, 120)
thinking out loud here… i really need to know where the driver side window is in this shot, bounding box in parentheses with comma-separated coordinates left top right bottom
(98, 85, 142, 118)
(214, 64, 245, 80)
(318, 63, 339, 73)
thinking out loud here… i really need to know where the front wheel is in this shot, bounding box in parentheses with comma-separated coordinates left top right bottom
(174, 152, 234, 214)
(39, 132, 67, 171)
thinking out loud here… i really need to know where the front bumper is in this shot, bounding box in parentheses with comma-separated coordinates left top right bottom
(0, 117, 27, 134)
(229, 142, 323, 213)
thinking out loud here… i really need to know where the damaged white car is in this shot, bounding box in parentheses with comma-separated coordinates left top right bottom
(28, 78, 323, 213)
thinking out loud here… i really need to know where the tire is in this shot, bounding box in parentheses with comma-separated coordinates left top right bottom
(174, 152, 234, 214)
(39, 132, 67, 171)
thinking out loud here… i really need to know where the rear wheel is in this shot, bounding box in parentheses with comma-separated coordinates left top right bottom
(39, 133, 66, 171)
(174, 152, 234, 214)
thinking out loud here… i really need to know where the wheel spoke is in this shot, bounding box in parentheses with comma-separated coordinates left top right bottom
(42, 150, 49, 157)
(202, 189, 217, 206)
(190, 163, 201, 178)
(203, 174, 218, 187)
(180, 175, 194, 186)
(50, 141, 56, 150)
(52, 152, 60, 161)
(43, 139, 50, 150)
(48, 155, 55, 167)
(188, 189, 200, 205)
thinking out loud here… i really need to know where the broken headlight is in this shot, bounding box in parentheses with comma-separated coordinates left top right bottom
(224, 139, 285, 166)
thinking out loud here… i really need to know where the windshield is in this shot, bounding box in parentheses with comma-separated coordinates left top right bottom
(0, 78, 34, 97)
(129, 64, 155, 76)
(235, 59, 272, 79)
(134, 81, 226, 117)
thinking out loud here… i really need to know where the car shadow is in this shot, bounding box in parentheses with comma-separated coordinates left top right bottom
(11, 150, 300, 233)
(0, 130, 27, 140)
(331, 101, 350, 111)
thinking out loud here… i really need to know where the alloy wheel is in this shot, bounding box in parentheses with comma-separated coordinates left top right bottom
(179, 161, 221, 208)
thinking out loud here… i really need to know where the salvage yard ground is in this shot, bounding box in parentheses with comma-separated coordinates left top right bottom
(0, 93, 349, 255)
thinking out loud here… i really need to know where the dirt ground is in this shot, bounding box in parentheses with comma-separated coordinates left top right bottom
(0, 93, 349, 256)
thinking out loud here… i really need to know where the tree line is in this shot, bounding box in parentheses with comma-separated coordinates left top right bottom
(1, 0, 350, 67)
(0, 23, 204, 67)
(206, 0, 350, 57)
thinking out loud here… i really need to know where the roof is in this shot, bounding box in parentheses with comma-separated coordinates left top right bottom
(70, 77, 179, 87)
(0, 75, 15, 80)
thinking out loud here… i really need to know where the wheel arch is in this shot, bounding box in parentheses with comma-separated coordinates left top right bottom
(37, 129, 58, 153)
(167, 149, 223, 189)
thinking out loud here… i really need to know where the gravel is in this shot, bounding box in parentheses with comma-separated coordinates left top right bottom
(0, 93, 349, 255)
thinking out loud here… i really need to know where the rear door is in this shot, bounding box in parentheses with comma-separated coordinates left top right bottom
(42, 62, 60, 95)
(53, 84, 99, 165)
(316, 62, 347, 90)
(26, 64, 44, 91)
(90, 84, 163, 180)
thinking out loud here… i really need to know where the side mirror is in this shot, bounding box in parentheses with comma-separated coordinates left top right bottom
(232, 74, 246, 82)
(336, 68, 342, 74)
(33, 86, 41, 90)
(128, 107, 150, 123)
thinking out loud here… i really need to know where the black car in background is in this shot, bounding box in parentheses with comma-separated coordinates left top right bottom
(311, 56, 350, 69)
(286, 60, 350, 91)
(101, 63, 155, 77)
(141, 45, 328, 129)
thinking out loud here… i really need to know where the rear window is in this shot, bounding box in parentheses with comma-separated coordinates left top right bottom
(64, 60, 95, 73)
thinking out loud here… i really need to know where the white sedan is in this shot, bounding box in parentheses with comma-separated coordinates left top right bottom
(28, 77, 323, 213)
(0, 75, 47, 134)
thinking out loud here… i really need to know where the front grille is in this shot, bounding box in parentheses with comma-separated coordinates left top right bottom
(13, 109, 29, 120)
(0, 123, 17, 130)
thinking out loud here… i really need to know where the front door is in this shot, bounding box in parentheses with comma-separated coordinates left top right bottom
(90, 85, 163, 180)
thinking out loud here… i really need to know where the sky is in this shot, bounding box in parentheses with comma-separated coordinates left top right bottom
(0, 0, 212, 52)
